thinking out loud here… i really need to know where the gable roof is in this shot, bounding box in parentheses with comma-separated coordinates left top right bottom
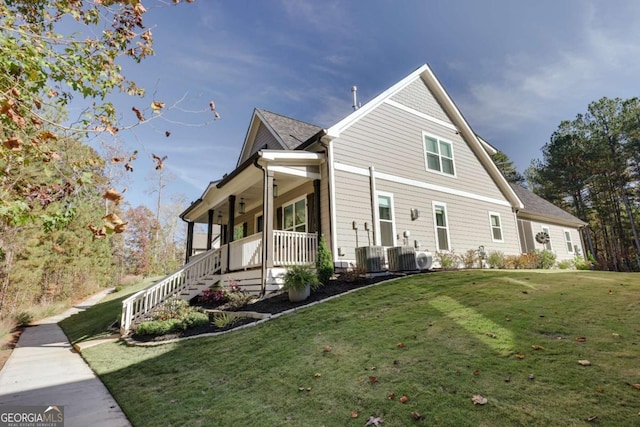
(258, 109, 322, 150)
(325, 64, 524, 210)
(236, 109, 322, 166)
(509, 183, 587, 227)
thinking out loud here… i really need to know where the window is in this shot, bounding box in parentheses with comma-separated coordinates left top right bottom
(233, 223, 246, 240)
(541, 226, 552, 251)
(377, 194, 395, 246)
(433, 202, 450, 251)
(283, 198, 306, 232)
(564, 230, 574, 253)
(255, 214, 263, 233)
(423, 133, 455, 175)
(489, 212, 503, 242)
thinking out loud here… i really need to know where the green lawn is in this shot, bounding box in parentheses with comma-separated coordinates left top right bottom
(67, 270, 640, 426)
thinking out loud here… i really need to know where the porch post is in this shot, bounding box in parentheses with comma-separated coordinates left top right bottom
(261, 169, 275, 297)
(314, 179, 322, 238)
(207, 209, 214, 251)
(185, 221, 194, 264)
(226, 195, 236, 272)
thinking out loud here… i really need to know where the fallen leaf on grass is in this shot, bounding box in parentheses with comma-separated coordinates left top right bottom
(314, 373, 322, 378)
(528, 374, 535, 380)
(575, 336, 587, 342)
(531, 345, 544, 350)
(473, 369, 481, 375)
(399, 395, 409, 403)
(471, 394, 488, 405)
(515, 353, 525, 359)
(486, 333, 497, 338)
(587, 415, 598, 422)
(631, 383, 640, 390)
(596, 387, 604, 393)
(369, 376, 378, 384)
(397, 342, 405, 348)
(365, 415, 384, 426)
(411, 411, 424, 420)
(323, 345, 332, 353)
(350, 411, 359, 418)
(578, 360, 591, 366)
(388, 392, 396, 400)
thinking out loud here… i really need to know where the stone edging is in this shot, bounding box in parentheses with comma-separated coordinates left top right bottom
(121, 275, 404, 347)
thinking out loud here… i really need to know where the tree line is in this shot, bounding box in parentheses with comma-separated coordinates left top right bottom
(526, 97, 640, 272)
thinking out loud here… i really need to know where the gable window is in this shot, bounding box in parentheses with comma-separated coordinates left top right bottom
(541, 226, 552, 251)
(564, 230, 574, 253)
(489, 212, 503, 242)
(283, 198, 307, 232)
(423, 132, 455, 176)
(433, 202, 450, 251)
(377, 193, 395, 246)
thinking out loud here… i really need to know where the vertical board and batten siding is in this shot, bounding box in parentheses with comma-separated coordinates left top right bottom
(330, 77, 520, 263)
(526, 220, 584, 262)
(246, 123, 283, 158)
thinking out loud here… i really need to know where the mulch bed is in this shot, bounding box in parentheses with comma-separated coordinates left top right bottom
(132, 272, 424, 343)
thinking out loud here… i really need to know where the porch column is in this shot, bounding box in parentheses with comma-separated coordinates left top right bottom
(260, 169, 275, 297)
(185, 221, 194, 264)
(207, 209, 214, 251)
(314, 179, 322, 238)
(226, 195, 236, 272)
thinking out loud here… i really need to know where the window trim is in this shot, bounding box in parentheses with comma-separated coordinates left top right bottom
(488, 212, 504, 243)
(432, 201, 451, 251)
(376, 191, 396, 247)
(282, 196, 307, 233)
(255, 213, 263, 234)
(422, 131, 456, 177)
(563, 229, 574, 254)
(541, 225, 552, 251)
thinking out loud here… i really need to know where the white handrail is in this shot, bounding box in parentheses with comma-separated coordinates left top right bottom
(120, 246, 222, 335)
(274, 231, 317, 266)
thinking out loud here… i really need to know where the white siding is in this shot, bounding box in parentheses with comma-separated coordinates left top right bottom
(527, 220, 584, 262)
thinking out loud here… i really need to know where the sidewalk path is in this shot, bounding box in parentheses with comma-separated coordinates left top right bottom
(0, 290, 131, 427)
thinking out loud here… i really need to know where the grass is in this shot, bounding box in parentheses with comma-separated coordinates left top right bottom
(65, 270, 640, 426)
(59, 276, 161, 344)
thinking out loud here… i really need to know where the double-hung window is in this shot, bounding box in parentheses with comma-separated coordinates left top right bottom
(423, 132, 455, 176)
(489, 212, 503, 242)
(541, 226, 552, 251)
(433, 202, 451, 251)
(377, 193, 395, 246)
(564, 230, 574, 253)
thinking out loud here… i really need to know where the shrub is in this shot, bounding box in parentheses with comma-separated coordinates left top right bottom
(182, 311, 209, 329)
(152, 297, 191, 321)
(487, 251, 507, 269)
(213, 312, 238, 328)
(535, 249, 556, 269)
(316, 235, 334, 285)
(14, 311, 33, 327)
(461, 249, 479, 269)
(557, 260, 573, 270)
(436, 251, 460, 270)
(340, 266, 366, 283)
(224, 292, 255, 310)
(574, 255, 592, 270)
(136, 319, 182, 336)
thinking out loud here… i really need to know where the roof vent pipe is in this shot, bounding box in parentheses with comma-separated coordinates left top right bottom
(352, 86, 360, 111)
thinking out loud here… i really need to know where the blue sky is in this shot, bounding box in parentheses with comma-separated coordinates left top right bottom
(93, 0, 640, 212)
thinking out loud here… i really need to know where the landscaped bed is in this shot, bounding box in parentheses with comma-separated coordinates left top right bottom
(131, 273, 417, 343)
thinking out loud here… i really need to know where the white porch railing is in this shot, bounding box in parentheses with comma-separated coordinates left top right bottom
(120, 246, 222, 335)
(229, 233, 263, 270)
(274, 231, 317, 266)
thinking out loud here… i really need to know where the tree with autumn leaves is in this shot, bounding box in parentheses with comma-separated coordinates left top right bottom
(0, 1, 204, 322)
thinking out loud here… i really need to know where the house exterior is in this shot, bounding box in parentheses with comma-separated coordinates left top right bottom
(120, 64, 586, 334)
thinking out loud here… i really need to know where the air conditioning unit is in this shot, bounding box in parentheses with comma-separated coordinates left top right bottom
(356, 246, 385, 273)
(415, 251, 433, 270)
(387, 246, 416, 272)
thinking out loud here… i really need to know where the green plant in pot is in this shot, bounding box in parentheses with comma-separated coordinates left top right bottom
(282, 264, 320, 302)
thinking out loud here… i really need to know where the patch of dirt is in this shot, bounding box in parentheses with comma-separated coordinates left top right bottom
(0, 328, 23, 371)
(132, 272, 427, 343)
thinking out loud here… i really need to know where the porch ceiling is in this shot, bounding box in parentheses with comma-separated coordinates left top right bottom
(183, 151, 324, 224)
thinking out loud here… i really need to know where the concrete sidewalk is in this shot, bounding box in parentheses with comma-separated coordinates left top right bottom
(0, 290, 131, 427)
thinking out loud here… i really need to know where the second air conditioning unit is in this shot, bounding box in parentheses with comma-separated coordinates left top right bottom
(387, 246, 416, 272)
